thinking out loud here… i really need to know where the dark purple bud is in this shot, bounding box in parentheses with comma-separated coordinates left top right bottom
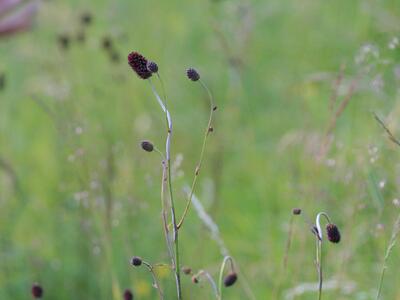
(31, 283, 43, 298)
(223, 272, 238, 287)
(186, 68, 200, 81)
(147, 61, 158, 73)
(128, 51, 152, 79)
(130, 256, 142, 266)
(326, 223, 341, 243)
(292, 208, 302, 215)
(123, 289, 134, 300)
(141, 141, 154, 152)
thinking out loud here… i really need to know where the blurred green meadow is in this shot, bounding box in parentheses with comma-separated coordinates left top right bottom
(1, 0, 400, 299)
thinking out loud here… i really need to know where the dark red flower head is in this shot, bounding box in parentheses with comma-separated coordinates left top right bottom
(326, 223, 341, 243)
(128, 52, 152, 79)
(123, 289, 134, 300)
(223, 272, 238, 287)
(31, 283, 43, 298)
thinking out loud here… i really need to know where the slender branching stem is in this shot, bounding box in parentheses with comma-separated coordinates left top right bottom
(177, 79, 215, 229)
(148, 79, 182, 300)
(218, 256, 235, 300)
(376, 214, 400, 300)
(142, 261, 164, 300)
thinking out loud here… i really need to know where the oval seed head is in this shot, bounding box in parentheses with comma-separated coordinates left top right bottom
(223, 272, 238, 287)
(130, 256, 142, 267)
(186, 68, 200, 81)
(292, 208, 302, 215)
(31, 283, 43, 298)
(147, 61, 158, 73)
(182, 266, 192, 275)
(127, 52, 152, 79)
(141, 141, 154, 152)
(326, 223, 341, 243)
(123, 289, 134, 300)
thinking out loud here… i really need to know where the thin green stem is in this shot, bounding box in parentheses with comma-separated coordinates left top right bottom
(168, 157, 182, 299)
(376, 214, 400, 300)
(177, 79, 215, 229)
(317, 239, 322, 300)
(148, 79, 182, 300)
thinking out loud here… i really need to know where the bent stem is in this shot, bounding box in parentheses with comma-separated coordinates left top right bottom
(177, 79, 215, 229)
(314, 212, 331, 300)
(142, 261, 164, 300)
(195, 270, 219, 299)
(218, 256, 235, 300)
(148, 80, 182, 300)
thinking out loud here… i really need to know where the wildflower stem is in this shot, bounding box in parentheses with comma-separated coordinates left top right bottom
(314, 212, 331, 300)
(177, 79, 215, 229)
(142, 261, 164, 300)
(316, 238, 322, 300)
(148, 80, 182, 300)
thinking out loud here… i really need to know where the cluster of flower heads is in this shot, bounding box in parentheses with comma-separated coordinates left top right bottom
(292, 208, 341, 243)
(127, 51, 200, 81)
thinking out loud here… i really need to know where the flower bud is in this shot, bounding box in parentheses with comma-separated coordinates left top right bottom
(123, 289, 133, 300)
(326, 223, 341, 243)
(141, 141, 154, 152)
(131, 256, 142, 267)
(223, 272, 238, 287)
(31, 283, 43, 298)
(186, 68, 200, 81)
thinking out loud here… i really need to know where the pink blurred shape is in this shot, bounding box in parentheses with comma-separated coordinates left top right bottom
(0, 0, 39, 37)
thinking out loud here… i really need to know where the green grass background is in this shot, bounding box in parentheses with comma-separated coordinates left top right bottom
(1, 0, 400, 299)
